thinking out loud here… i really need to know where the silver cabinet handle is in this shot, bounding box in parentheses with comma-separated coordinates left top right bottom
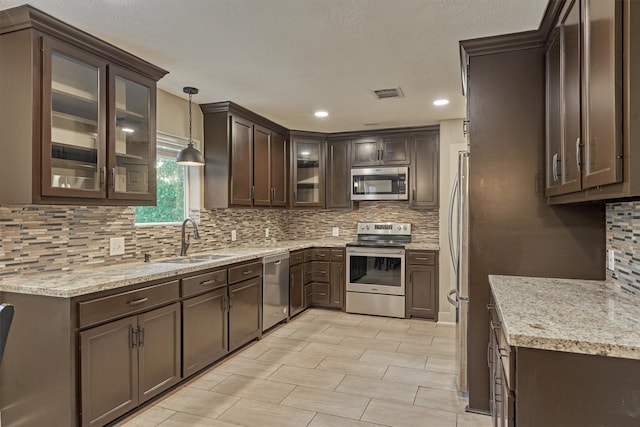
(243, 270, 252, 275)
(100, 166, 107, 189)
(576, 137, 581, 172)
(487, 342, 493, 368)
(552, 153, 559, 182)
(111, 168, 116, 190)
(138, 327, 145, 347)
(200, 279, 220, 287)
(131, 327, 138, 348)
(128, 297, 149, 306)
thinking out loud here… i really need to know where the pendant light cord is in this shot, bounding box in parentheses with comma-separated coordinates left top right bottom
(188, 91, 193, 147)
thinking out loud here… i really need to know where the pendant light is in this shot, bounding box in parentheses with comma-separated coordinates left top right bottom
(176, 86, 205, 166)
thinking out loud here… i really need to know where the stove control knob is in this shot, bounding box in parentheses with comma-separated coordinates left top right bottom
(403, 225, 408, 230)
(365, 225, 370, 230)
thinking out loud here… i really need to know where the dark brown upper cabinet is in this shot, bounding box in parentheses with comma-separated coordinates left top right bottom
(351, 135, 410, 167)
(200, 102, 289, 208)
(545, 0, 637, 203)
(410, 130, 440, 209)
(290, 132, 326, 208)
(253, 126, 287, 207)
(326, 138, 352, 209)
(0, 5, 167, 206)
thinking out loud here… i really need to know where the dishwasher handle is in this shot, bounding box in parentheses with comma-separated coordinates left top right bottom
(0, 304, 14, 364)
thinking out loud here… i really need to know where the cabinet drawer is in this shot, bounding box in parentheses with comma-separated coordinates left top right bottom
(79, 280, 179, 328)
(311, 261, 330, 282)
(290, 250, 305, 266)
(311, 282, 330, 305)
(330, 249, 345, 262)
(182, 269, 227, 298)
(408, 251, 436, 265)
(310, 248, 331, 261)
(228, 260, 262, 284)
(304, 249, 313, 263)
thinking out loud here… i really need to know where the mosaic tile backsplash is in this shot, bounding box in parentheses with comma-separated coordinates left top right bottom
(606, 201, 640, 294)
(0, 202, 438, 278)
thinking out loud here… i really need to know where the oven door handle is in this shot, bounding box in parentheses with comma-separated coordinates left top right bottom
(346, 248, 405, 256)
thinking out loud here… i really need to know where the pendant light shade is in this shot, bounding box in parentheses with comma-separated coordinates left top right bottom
(176, 86, 205, 166)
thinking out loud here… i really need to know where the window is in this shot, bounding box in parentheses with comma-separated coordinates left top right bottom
(135, 133, 197, 224)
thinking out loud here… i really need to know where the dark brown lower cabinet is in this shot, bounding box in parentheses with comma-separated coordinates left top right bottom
(405, 250, 439, 320)
(80, 302, 181, 427)
(182, 287, 228, 378)
(228, 276, 262, 351)
(329, 249, 345, 309)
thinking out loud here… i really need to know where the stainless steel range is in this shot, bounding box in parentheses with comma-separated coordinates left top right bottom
(345, 222, 411, 318)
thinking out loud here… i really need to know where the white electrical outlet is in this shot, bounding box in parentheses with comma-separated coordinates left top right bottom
(607, 249, 615, 271)
(231, 230, 237, 241)
(265, 228, 270, 238)
(332, 227, 339, 237)
(109, 237, 125, 256)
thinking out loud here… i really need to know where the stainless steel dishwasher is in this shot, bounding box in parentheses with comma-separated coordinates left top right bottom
(262, 252, 290, 331)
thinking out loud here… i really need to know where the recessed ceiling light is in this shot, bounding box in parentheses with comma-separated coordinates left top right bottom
(433, 99, 450, 106)
(122, 127, 135, 133)
(314, 111, 329, 118)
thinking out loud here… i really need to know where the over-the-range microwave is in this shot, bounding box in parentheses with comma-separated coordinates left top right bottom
(351, 166, 408, 201)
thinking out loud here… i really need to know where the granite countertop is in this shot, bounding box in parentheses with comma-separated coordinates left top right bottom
(0, 239, 439, 298)
(489, 275, 640, 360)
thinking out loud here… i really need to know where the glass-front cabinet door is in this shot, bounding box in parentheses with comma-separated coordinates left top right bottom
(291, 137, 324, 207)
(108, 66, 155, 201)
(42, 38, 107, 198)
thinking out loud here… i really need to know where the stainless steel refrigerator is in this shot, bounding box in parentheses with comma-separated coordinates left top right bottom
(448, 150, 470, 395)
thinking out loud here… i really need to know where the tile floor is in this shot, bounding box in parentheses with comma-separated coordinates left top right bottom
(116, 309, 491, 427)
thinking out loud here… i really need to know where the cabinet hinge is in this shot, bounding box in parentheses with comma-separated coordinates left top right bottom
(463, 120, 470, 136)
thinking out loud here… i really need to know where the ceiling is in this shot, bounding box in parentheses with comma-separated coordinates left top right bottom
(0, 0, 548, 133)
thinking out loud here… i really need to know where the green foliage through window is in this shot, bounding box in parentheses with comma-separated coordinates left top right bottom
(135, 156, 185, 224)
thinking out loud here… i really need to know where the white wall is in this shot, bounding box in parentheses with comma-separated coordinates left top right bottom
(438, 119, 467, 323)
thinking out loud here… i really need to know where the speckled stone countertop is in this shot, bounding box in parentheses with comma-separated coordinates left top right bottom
(0, 239, 439, 298)
(489, 275, 640, 360)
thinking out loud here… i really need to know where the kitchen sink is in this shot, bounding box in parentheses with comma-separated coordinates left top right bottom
(160, 254, 235, 264)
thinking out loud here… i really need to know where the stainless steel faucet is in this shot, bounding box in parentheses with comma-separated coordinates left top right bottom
(180, 217, 200, 256)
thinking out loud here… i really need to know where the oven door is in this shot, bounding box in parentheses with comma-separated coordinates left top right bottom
(346, 247, 405, 295)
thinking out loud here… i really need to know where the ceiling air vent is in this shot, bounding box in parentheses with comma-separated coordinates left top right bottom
(372, 87, 404, 99)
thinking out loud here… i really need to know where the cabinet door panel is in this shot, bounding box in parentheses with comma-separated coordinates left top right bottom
(138, 302, 181, 403)
(582, 0, 622, 189)
(291, 137, 324, 207)
(108, 65, 156, 202)
(253, 125, 271, 206)
(380, 136, 409, 165)
(42, 37, 107, 200)
(289, 264, 304, 317)
(326, 139, 352, 208)
(228, 277, 262, 351)
(560, 1, 582, 194)
(352, 139, 379, 166)
(410, 133, 439, 209)
(406, 265, 436, 319)
(546, 30, 562, 195)
(230, 116, 253, 206)
(271, 132, 288, 207)
(329, 258, 345, 309)
(80, 316, 138, 427)
(182, 288, 228, 377)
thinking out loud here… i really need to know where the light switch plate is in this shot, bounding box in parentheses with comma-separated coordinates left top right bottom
(332, 227, 340, 237)
(607, 249, 615, 271)
(231, 230, 237, 241)
(109, 237, 125, 256)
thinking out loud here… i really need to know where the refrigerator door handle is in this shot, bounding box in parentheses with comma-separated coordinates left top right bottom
(448, 173, 459, 271)
(447, 289, 459, 308)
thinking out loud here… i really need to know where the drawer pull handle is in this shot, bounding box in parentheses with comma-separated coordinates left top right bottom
(415, 257, 429, 261)
(200, 280, 220, 286)
(128, 297, 149, 306)
(490, 320, 501, 331)
(139, 327, 145, 347)
(132, 327, 138, 348)
(243, 270, 252, 275)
